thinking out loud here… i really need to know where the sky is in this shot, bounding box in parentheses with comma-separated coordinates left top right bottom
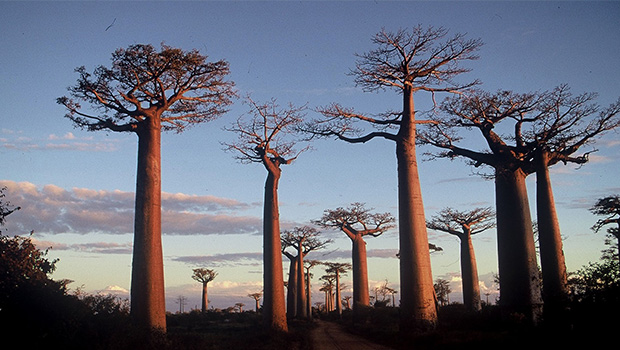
(1, 0, 619, 312)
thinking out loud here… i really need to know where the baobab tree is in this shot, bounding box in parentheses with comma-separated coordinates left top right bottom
(427, 207, 495, 312)
(224, 98, 309, 332)
(521, 86, 620, 320)
(419, 89, 545, 323)
(591, 195, 620, 261)
(324, 262, 352, 316)
(305, 26, 482, 331)
(281, 226, 331, 318)
(319, 274, 336, 312)
(315, 202, 394, 310)
(57, 44, 235, 331)
(248, 292, 263, 312)
(434, 278, 452, 307)
(192, 268, 217, 312)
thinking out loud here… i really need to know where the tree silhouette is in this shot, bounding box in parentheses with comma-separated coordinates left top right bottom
(304, 259, 321, 319)
(58, 44, 235, 331)
(315, 202, 394, 310)
(591, 195, 620, 261)
(248, 292, 262, 312)
(434, 278, 451, 306)
(281, 226, 331, 319)
(323, 262, 352, 316)
(304, 26, 481, 331)
(192, 268, 217, 312)
(0, 187, 20, 229)
(427, 207, 495, 311)
(224, 97, 308, 332)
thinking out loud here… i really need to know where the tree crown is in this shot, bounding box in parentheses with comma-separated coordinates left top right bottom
(58, 43, 236, 133)
(192, 268, 218, 284)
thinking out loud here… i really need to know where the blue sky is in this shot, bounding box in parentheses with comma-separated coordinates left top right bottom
(1, 1, 619, 311)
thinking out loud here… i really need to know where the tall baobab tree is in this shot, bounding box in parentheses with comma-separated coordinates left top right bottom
(305, 26, 482, 331)
(315, 203, 394, 310)
(281, 226, 331, 318)
(522, 87, 620, 320)
(248, 292, 263, 312)
(419, 89, 545, 323)
(591, 195, 620, 261)
(57, 44, 235, 331)
(192, 268, 217, 312)
(224, 98, 308, 332)
(324, 262, 352, 316)
(319, 274, 336, 312)
(427, 207, 495, 312)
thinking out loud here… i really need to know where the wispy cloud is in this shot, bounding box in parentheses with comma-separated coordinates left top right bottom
(172, 252, 263, 267)
(1, 131, 121, 152)
(0, 180, 261, 236)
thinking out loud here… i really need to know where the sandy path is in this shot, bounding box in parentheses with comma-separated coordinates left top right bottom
(310, 319, 394, 350)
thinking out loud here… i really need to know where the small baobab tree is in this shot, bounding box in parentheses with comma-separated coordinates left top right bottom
(58, 44, 235, 331)
(427, 207, 495, 312)
(304, 26, 482, 331)
(192, 268, 217, 312)
(591, 195, 620, 261)
(224, 97, 309, 332)
(248, 292, 263, 312)
(315, 202, 394, 310)
(281, 226, 331, 319)
(324, 262, 352, 316)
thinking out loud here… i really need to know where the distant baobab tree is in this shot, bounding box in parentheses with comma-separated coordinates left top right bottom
(323, 262, 352, 316)
(281, 226, 331, 319)
(314, 202, 394, 310)
(591, 195, 620, 261)
(304, 259, 322, 319)
(304, 26, 482, 331)
(427, 207, 495, 312)
(58, 44, 235, 332)
(224, 97, 309, 332)
(192, 268, 218, 312)
(248, 292, 263, 312)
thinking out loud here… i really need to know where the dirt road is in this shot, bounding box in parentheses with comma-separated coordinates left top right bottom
(310, 320, 394, 350)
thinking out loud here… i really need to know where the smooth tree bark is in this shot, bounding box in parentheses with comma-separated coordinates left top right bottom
(427, 207, 495, 312)
(305, 26, 481, 331)
(192, 268, 217, 312)
(225, 98, 308, 332)
(315, 203, 394, 310)
(58, 44, 235, 332)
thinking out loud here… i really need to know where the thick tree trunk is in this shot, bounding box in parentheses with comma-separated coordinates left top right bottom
(495, 167, 543, 324)
(262, 171, 288, 332)
(296, 253, 307, 318)
(397, 84, 437, 331)
(306, 269, 312, 319)
(352, 235, 370, 309)
(130, 116, 166, 332)
(534, 149, 569, 323)
(201, 282, 209, 312)
(459, 232, 481, 312)
(286, 257, 297, 319)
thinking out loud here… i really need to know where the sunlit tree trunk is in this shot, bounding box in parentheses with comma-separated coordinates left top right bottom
(130, 116, 166, 332)
(397, 84, 437, 331)
(262, 170, 288, 332)
(459, 230, 481, 312)
(534, 149, 569, 323)
(335, 272, 342, 316)
(495, 167, 543, 324)
(306, 268, 312, 319)
(352, 234, 370, 309)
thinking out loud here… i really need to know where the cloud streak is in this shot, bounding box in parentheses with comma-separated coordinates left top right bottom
(1, 180, 261, 236)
